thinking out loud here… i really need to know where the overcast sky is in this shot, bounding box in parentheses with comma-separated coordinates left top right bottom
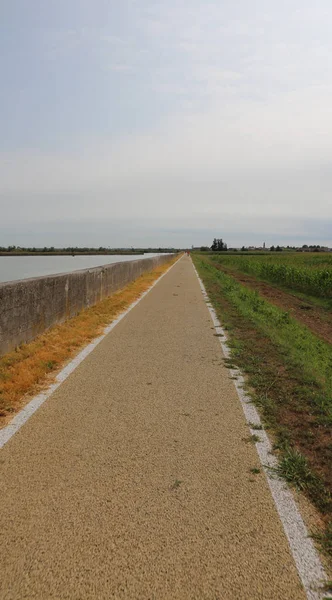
(1, 1, 332, 248)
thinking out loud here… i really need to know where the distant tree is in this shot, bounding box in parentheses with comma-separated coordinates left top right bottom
(241, 246, 248, 251)
(200, 246, 210, 251)
(211, 238, 227, 251)
(276, 245, 282, 252)
(270, 245, 275, 251)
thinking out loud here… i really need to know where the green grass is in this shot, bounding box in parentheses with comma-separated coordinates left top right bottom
(250, 467, 261, 475)
(193, 253, 332, 558)
(249, 422, 263, 430)
(208, 252, 332, 300)
(312, 523, 332, 559)
(194, 257, 332, 426)
(270, 448, 325, 493)
(243, 434, 262, 444)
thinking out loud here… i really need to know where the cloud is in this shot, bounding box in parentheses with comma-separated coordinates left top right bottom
(1, 85, 332, 195)
(2, 0, 332, 246)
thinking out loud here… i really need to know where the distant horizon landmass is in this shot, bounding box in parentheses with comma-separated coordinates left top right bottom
(0, 243, 331, 255)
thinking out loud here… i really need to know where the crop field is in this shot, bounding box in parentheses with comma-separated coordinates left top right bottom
(193, 252, 332, 558)
(208, 252, 332, 301)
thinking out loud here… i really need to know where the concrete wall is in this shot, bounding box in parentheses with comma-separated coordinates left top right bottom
(0, 254, 175, 356)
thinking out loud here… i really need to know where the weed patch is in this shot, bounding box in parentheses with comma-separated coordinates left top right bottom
(312, 522, 332, 559)
(250, 467, 261, 475)
(243, 434, 262, 444)
(249, 422, 263, 430)
(170, 479, 182, 490)
(270, 448, 328, 500)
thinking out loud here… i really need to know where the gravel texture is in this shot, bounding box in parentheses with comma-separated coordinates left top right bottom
(0, 256, 306, 599)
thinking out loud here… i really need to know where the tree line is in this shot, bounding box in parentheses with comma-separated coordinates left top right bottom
(199, 240, 328, 252)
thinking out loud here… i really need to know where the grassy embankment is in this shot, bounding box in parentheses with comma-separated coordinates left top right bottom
(207, 252, 332, 308)
(0, 255, 178, 425)
(193, 253, 332, 559)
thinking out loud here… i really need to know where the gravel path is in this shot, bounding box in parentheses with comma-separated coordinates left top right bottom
(0, 256, 306, 599)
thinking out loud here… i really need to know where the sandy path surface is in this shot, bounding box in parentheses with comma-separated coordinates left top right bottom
(0, 256, 306, 599)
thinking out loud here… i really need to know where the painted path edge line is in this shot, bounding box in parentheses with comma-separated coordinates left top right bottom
(192, 261, 329, 600)
(0, 256, 182, 450)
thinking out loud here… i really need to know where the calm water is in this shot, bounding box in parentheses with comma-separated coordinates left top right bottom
(0, 254, 163, 284)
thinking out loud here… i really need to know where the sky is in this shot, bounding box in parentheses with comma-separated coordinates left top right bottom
(1, 0, 332, 248)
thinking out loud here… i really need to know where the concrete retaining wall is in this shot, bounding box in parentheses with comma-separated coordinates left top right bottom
(0, 254, 175, 356)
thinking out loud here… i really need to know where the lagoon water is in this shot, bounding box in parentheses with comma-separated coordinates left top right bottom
(0, 254, 162, 284)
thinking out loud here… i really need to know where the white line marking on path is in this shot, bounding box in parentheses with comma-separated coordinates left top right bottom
(193, 262, 330, 600)
(0, 256, 182, 450)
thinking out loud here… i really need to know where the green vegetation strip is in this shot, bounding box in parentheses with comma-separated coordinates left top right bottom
(208, 252, 332, 300)
(193, 254, 332, 557)
(197, 258, 332, 421)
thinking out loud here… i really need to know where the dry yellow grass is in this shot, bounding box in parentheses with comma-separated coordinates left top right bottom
(0, 256, 179, 425)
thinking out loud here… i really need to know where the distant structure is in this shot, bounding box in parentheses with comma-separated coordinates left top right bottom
(263, 242, 266, 249)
